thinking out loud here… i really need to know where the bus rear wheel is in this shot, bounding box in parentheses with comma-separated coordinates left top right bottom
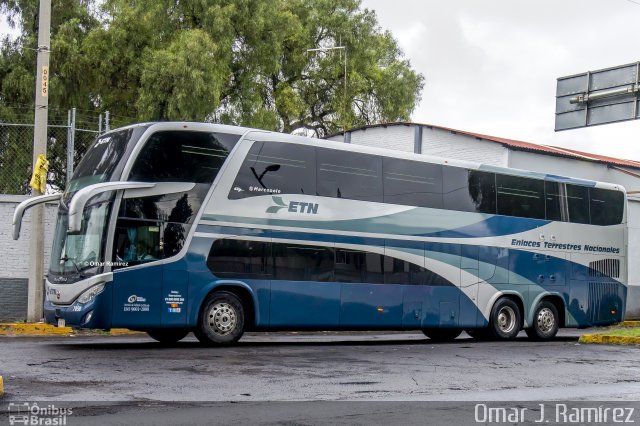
(195, 291, 245, 346)
(489, 298, 521, 340)
(422, 328, 462, 342)
(525, 301, 559, 341)
(146, 329, 189, 344)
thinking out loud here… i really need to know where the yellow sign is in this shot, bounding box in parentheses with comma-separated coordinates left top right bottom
(41, 65, 49, 97)
(30, 154, 49, 194)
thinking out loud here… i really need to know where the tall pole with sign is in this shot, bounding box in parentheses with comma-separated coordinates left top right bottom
(27, 0, 51, 322)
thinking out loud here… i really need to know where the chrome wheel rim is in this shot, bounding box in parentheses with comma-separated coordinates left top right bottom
(536, 307, 555, 333)
(207, 302, 237, 335)
(497, 306, 516, 334)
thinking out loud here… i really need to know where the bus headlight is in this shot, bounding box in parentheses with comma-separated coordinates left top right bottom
(76, 283, 105, 304)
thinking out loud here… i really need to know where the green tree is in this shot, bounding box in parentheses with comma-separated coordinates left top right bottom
(0, 0, 101, 192)
(0, 0, 424, 192)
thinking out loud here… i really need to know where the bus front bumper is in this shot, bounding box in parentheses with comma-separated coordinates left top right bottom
(44, 284, 113, 329)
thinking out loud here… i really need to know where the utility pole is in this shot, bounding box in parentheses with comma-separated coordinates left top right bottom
(28, 0, 52, 322)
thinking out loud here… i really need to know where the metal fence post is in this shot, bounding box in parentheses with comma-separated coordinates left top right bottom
(98, 113, 103, 135)
(105, 111, 110, 132)
(66, 108, 75, 183)
(66, 110, 71, 181)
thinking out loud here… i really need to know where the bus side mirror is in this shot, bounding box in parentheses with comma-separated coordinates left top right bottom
(12, 194, 62, 240)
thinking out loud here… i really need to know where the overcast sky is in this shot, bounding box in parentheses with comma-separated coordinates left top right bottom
(361, 0, 640, 161)
(2, 1, 640, 160)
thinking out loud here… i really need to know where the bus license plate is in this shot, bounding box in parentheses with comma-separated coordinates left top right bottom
(57, 319, 66, 328)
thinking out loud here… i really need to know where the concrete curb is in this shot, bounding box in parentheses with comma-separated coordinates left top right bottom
(0, 323, 73, 335)
(0, 375, 4, 397)
(579, 334, 640, 345)
(0, 323, 142, 336)
(107, 328, 144, 336)
(621, 321, 640, 327)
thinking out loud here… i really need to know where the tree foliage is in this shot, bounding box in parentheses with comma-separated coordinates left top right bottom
(0, 0, 424, 137)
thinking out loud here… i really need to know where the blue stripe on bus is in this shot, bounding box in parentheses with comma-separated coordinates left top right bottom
(194, 225, 625, 298)
(197, 215, 548, 245)
(419, 215, 549, 238)
(196, 224, 271, 238)
(200, 212, 550, 239)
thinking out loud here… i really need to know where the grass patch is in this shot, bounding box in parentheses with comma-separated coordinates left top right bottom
(596, 326, 640, 337)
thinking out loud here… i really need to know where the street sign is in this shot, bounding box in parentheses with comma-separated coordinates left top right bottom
(555, 61, 640, 131)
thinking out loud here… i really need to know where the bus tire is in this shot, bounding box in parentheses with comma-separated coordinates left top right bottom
(489, 298, 521, 340)
(195, 291, 245, 346)
(525, 301, 559, 341)
(422, 328, 462, 342)
(146, 329, 189, 344)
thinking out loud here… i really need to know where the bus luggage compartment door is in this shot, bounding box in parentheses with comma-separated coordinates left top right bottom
(161, 269, 188, 326)
(111, 266, 163, 328)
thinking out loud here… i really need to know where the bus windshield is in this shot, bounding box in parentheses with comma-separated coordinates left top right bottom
(49, 201, 111, 281)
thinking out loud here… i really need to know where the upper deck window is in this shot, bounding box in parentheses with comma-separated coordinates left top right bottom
(545, 182, 589, 224)
(383, 157, 443, 208)
(496, 174, 545, 219)
(226, 141, 624, 226)
(317, 148, 383, 202)
(229, 141, 316, 199)
(443, 168, 496, 214)
(129, 131, 238, 183)
(590, 187, 624, 226)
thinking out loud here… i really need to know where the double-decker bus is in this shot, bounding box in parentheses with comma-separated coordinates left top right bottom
(13, 122, 627, 344)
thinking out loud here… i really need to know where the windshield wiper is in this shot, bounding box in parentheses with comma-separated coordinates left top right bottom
(60, 255, 85, 278)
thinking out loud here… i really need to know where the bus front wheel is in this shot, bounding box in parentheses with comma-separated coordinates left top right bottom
(146, 329, 189, 344)
(489, 298, 521, 340)
(195, 291, 245, 346)
(525, 301, 559, 341)
(422, 328, 462, 342)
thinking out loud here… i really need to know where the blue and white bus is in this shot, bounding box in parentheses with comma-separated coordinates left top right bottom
(13, 122, 627, 344)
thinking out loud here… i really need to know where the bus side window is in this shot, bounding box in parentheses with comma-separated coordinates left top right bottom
(496, 174, 544, 219)
(207, 239, 273, 278)
(590, 187, 624, 226)
(272, 243, 334, 282)
(129, 131, 238, 184)
(114, 130, 238, 267)
(316, 149, 383, 202)
(383, 157, 443, 208)
(112, 220, 165, 268)
(545, 182, 589, 224)
(334, 249, 384, 284)
(443, 167, 496, 214)
(229, 142, 316, 200)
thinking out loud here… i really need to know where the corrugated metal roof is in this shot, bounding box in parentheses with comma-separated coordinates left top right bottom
(328, 122, 640, 170)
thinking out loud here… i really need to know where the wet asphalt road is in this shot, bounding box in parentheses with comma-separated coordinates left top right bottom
(1, 329, 640, 403)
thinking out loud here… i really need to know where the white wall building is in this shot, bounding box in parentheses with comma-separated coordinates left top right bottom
(328, 122, 640, 319)
(0, 195, 57, 321)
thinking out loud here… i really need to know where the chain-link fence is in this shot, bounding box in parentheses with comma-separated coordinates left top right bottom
(0, 107, 121, 195)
